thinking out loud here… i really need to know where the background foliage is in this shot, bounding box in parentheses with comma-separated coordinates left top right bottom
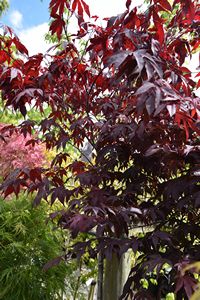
(0, 195, 68, 300)
(0, 194, 97, 300)
(0, 0, 8, 17)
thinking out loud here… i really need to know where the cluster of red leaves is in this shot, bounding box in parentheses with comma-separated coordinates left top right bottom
(0, 0, 200, 298)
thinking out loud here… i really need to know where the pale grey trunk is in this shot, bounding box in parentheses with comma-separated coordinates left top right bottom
(103, 252, 131, 300)
(97, 251, 104, 300)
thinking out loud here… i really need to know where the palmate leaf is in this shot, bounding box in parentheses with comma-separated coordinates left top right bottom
(181, 262, 200, 300)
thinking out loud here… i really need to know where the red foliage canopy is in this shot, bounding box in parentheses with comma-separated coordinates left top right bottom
(0, 0, 200, 298)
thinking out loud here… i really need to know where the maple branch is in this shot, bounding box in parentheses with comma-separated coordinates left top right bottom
(80, 32, 93, 62)
(67, 140, 94, 166)
(81, 68, 105, 149)
(73, 258, 82, 300)
(88, 68, 104, 97)
(97, 251, 104, 300)
(129, 221, 167, 231)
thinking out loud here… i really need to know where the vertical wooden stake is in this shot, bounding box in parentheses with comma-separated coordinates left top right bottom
(97, 251, 104, 300)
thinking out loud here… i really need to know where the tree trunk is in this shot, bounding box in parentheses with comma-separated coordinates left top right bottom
(97, 251, 104, 300)
(103, 251, 131, 300)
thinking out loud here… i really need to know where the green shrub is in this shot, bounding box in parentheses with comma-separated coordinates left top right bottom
(0, 195, 69, 300)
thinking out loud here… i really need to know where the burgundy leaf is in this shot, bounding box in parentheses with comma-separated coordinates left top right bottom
(126, 0, 132, 9)
(43, 256, 64, 271)
(72, 0, 78, 12)
(12, 37, 29, 55)
(81, 0, 90, 17)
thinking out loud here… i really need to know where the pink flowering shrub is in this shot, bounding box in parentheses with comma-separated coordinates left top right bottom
(0, 124, 45, 178)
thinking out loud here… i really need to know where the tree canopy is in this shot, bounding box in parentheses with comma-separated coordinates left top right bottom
(0, 0, 200, 298)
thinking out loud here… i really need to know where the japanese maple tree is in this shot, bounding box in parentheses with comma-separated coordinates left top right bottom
(0, 123, 45, 179)
(0, 0, 200, 298)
